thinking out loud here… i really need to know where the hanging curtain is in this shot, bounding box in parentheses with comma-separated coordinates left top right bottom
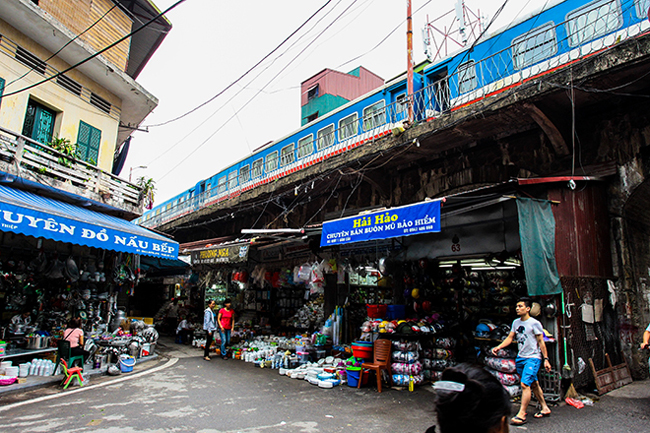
(516, 197, 563, 296)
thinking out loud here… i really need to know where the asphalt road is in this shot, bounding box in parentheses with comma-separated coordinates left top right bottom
(1, 343, 649, 433)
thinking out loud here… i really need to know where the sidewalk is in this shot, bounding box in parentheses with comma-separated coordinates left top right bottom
(0, 352, 160, 398)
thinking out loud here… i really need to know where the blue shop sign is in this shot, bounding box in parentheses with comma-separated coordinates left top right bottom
(321, 199, 441, 247)
(0, 185, 178, 259)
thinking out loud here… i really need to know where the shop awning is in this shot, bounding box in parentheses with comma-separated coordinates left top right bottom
(0, 185, 178, 259)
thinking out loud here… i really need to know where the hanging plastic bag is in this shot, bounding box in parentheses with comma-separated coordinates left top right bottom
(311, 262, 324, 283)
(297, 263, 311, 282)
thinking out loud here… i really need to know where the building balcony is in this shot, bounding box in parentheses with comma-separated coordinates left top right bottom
(0, 125, 144, 219)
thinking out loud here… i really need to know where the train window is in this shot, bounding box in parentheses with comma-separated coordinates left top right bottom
(316, 124, 335, 151)
(228, 171, 238, 189)
(395, 94, 408, 116)
(512, 23, 557, 70)
(363, 100, 386, 131)
(297, 135, 314, 158)
(566, 0, 621, 47)
(217, 175, 227, 193)
(636, 0, 650, 18)
(266, 151, 279, 172)
(457, 61, 478, 93)
(281, 143, 295, 166)
(339, 113, 358, 141)
(252, 158, 263, 178)
(240, 165, 250, 183)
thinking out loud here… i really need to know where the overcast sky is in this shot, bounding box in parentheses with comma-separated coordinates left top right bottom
(126, 0, 547, 204)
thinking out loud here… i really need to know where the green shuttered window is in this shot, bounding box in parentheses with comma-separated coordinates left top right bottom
(77, 121, 101, 165)
(0, 77, 4, 109)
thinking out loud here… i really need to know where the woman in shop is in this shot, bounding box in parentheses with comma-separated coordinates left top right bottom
(217, 299, 235, 360)
(203, 300, 217, 361)
(63, 317, 90, 362)
(428, 363, 511, 433)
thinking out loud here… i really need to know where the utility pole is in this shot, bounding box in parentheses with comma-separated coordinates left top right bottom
(407, 0, 414, 122)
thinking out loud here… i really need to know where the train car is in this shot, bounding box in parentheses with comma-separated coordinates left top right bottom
(416, 0, 650, 118)
(136, 0, 650, 229)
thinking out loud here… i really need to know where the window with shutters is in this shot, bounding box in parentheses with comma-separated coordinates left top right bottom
(0, 77, 4, 110)
(23, 99, 56, 144)
(76, 121, 102, 165)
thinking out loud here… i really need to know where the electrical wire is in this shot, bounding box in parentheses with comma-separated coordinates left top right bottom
(156, 0, 644, 230)
(142, 0, 334, 128)
(7, 3, 119, 86)
(2, 0, 188, 98)
(155, 0, 361, 182)
(144, 0, 345, 167)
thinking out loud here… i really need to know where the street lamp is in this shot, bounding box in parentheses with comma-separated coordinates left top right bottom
(129, 165, 147, 182)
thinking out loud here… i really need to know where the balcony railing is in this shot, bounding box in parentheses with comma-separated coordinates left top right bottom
(0, 125, 143, 215)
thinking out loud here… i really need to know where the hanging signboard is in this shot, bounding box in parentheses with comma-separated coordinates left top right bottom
(191, 243, 250, 265)
(320, 199, 442, 247)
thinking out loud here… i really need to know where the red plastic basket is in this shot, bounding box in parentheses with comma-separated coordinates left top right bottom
(366, 304, 387, 318)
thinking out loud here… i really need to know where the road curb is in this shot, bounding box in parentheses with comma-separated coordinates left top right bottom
(0, 357, 178, 412)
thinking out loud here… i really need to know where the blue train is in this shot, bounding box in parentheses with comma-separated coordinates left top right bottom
(136, 0, 650, 228)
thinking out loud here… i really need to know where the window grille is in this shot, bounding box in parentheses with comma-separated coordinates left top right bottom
(339, 113, 358, 141)
(316, 125, 335, 151)
(297, 135, 314, 159)
(228, 171, 238, 189)
(566, 0, 621, 47)
(266, 151, 278, 172)
(217, 176, 227, 193)
(252, 159, 263, 178)
(457, 61, 478, 93)
(363, 101, 386, 131)
(281, 144, 295, 166)
(512, 23, 558, 69)
(240, 165, 250, 183)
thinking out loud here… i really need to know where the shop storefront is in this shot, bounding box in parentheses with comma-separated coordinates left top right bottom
(0, 185, 178, 382)
(159, 180, 617, 396)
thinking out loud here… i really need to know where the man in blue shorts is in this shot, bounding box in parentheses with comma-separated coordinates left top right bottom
(491, 297, 552, 425)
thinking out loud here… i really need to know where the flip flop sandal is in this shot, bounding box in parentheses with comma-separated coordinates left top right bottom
(510, 416, 527, 425)
(534, 411, 551, 418)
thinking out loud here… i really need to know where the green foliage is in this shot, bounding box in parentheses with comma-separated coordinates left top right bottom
(48, 135, 77, 168)
(137, 176, 156, 209)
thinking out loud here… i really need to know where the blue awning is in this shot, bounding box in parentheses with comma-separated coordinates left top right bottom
(0, 185, 178, 259)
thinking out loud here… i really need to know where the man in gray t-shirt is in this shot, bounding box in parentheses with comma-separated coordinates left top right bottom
(491, 297, 552, 426)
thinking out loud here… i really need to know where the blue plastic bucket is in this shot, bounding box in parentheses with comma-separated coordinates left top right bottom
(119, 356, 136, 373)
(386, 305, 406, 320)
(347, 367, 361, 387)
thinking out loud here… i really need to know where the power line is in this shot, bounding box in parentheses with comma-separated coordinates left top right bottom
(2, 0, 188, 98)
(144, 0, 345, 167)
(7, 3, 119, 86)
(156, 0, 361, 182)
(142, 0, 334, 128)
